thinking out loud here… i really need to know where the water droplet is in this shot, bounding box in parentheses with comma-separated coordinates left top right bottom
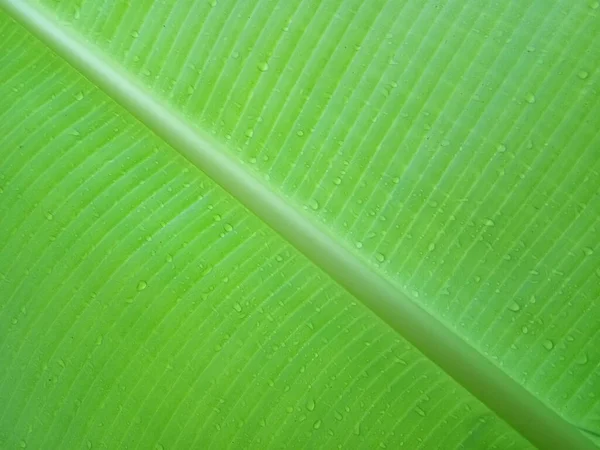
(521, 326, 529, 334)
(333, 177, 342, 185)
(286, 406, 294, 413)
(334, 411, 343, 421)
(392, 177, 400, 184)
(414, 406, 426, 416)
(507, 301, 521, 312)
(497, 144, 507, 153)
(224, 223, 233, 232)
(543, 339, 554, 351)
(141, 68, 151, 77)
(233, 302, 242, 312)
(257, 62, 269, 72)
(427, 243, 436, 252)
(590, 1, 599, 9)
(313, 419, 322, 429)
(308, 199, 320, 210)
(583, 247, 593, 256)
(355, 241, 363, 249)
(577, 70, 590, 80)
(375, 252, 385, 263)
(209, 0, 217, 6)
(166, 254, 173, 263)
(484, 218, 495, 227)
(379, 442, 387, 449)
(75, 91, 84, 101)
(95, 335, 103, 346)
(296, 130, 304, 137)
(131, 30, 139, 38)
(576, 352, 589, 365)
(45, 212, 53, 220)
(354, 423, 361, 435)
(525, 93, 536, 104)
(306, 399, 315, 411)
(441, 139, 450, 147)
(137, 280, 147, 291)
(275, 255, 283, 262)
(245, 129, 254, 138)
(19, 440, 27, 448)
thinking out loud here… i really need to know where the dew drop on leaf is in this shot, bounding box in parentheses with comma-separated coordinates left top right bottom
(257, 62, 269, 72)
(414, 406, 426, 416)
(507, 301, 521, 312)
(306, 398, 315, 411)
(577, 70, 589, 80)
(543, 339, 554, 351)
(137, 280, 147, 291)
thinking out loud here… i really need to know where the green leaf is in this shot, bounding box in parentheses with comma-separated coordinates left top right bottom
(1, 0, 598, 449)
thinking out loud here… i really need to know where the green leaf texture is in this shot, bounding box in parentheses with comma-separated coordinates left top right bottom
(1, 0, 599, 449)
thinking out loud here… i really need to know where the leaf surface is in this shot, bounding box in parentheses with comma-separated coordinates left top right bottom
(1, 0, 599, 449)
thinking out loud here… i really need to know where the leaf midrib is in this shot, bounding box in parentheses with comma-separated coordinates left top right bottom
(0, 1, 594, 449)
